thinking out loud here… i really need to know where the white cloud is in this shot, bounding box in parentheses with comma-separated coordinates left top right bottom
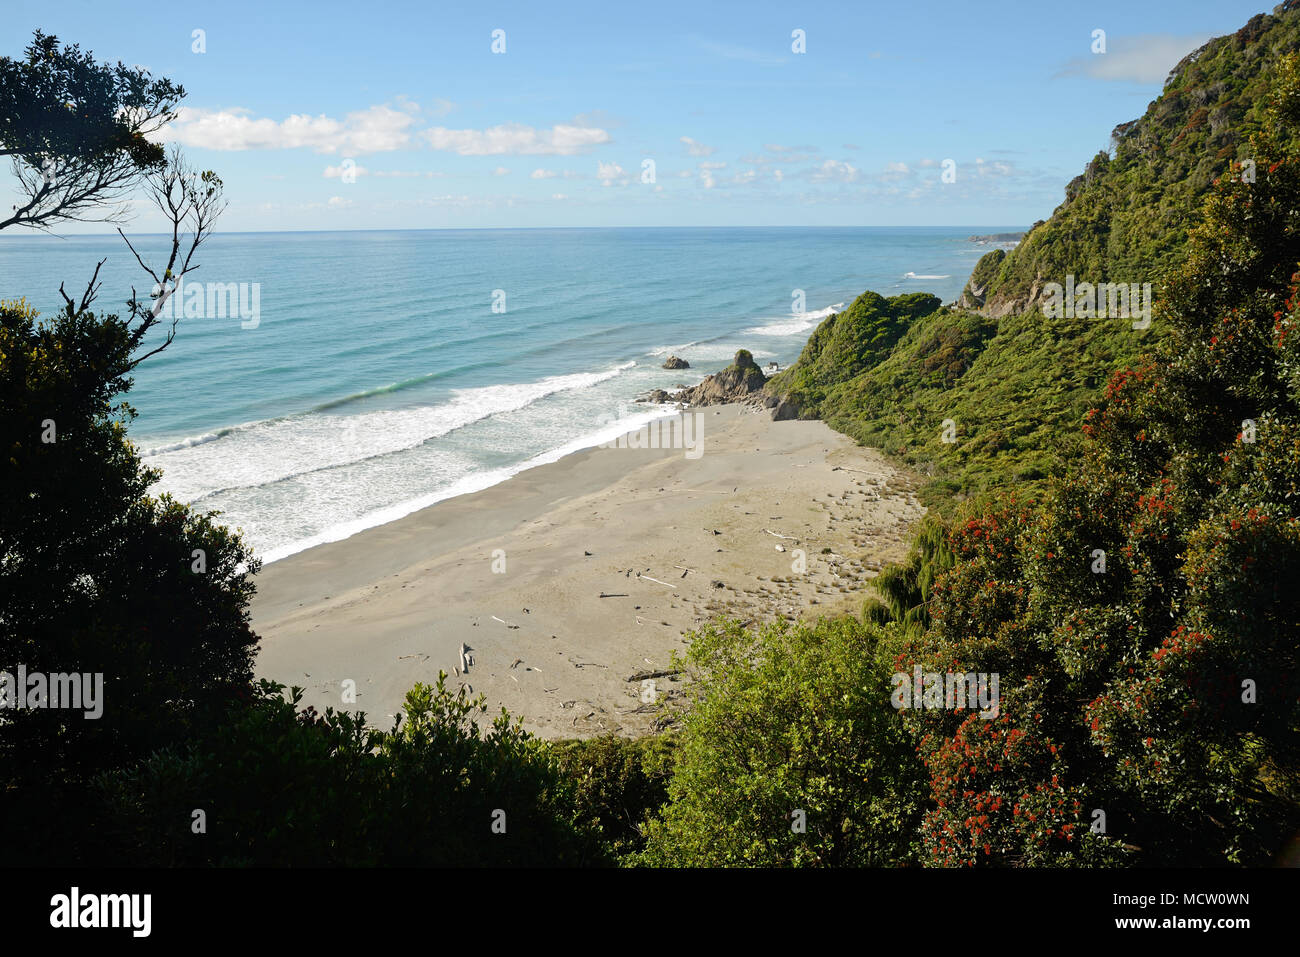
(492, 166, 511, 176)
(551, 193, 568, 200)
(740, 144, 820, 166)
(324, 165, 434, 179)
(697, 161, 726, 189)
(680, 136, 715, 157)
(885, 161, 910, 174)
(323, 164, 367, 178)
(1058, 33, 1212, 84)
(597, 161, 629, 186)
(327, 196, 353, 208)
(809, 159, 859, 183)
(531, 168, 558, 179)
(163, 104, 611, 159)
(424, 123, 610, 155)
(974, 158, 1014, 177)
(164, 103, 419, 154)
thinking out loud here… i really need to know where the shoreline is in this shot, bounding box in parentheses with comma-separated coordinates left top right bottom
(252, 404, 926, 738)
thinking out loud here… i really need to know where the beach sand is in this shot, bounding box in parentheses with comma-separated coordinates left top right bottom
(252, 405, 925, 738)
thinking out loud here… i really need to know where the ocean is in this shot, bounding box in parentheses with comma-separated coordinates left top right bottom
(1, 226, 1011, 562)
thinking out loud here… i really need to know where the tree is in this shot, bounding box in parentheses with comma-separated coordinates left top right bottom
(90, 679, 607, 866)
(0, 40, 243, 861)
(636, 616, 927, 866)
(0, 30, 183, 231)
(0, 289, 260, 834)
(901, 53, 1300, 867)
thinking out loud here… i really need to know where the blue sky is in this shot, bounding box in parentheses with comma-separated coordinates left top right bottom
(2, 0, 1277, 231)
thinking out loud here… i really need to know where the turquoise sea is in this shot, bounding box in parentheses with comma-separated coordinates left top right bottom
(0, 227, 1017, 561)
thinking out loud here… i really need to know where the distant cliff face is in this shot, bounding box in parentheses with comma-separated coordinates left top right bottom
(962, 1, 1300, 318)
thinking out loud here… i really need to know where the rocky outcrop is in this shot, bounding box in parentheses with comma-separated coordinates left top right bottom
(662, 355, 690, 369)
(769, 395, 804, 421)
(642, 349, 774, 409)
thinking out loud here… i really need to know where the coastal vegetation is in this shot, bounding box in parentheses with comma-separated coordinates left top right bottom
(4, 7, 1299, 868)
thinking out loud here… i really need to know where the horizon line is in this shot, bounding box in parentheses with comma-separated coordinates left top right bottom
(0, 223, 1031, 239)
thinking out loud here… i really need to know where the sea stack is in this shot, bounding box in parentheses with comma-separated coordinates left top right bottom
(655, 349, 770, 407)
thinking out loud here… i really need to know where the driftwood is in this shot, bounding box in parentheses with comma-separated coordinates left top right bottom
(619, 702, 660, 714)
(762, 528, 798, 540)
(637, 573, 673, 587)
(625, 668, 683, 683)
(599, 592, 629, 598)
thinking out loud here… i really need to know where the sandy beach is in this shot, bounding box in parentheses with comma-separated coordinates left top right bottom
(252, 405, 925, 738)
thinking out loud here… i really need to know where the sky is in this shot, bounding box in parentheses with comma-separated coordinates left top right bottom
(0, 0, 1280, 231)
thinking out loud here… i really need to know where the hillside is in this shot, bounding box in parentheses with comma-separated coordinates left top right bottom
(965, 0, 1300, 316)
(766, 2, 1300, 508)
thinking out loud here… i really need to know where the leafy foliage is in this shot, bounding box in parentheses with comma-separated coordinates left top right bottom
(892, 54, 1300, 866)
(767, 291, 940, 414)
(548, 734, 676, 857)
(0, 295, 259, 855)
(91, 678, 608, 866)
(0, 31, 184, 230)
(634, 616, 927, 866)
(971, 3, 1300, 315)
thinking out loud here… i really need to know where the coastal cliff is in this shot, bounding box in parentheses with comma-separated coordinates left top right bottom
(763, 1, 1300, 505)
(959, 1, 1300, 317)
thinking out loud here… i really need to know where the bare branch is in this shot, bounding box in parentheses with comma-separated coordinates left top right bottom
(115, 145, 225, 369)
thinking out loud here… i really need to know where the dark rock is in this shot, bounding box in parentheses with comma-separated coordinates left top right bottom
(668, 349, 768, 408)
(662, 355, 690, 369)
(770, 396, 803, 421)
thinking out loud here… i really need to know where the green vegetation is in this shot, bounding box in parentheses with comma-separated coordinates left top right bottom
(633, 616, 926, 866)
(764, 287, 1151, 507)
(550, 734, 676, 857)
(5, 13, 1298, 870)
(0, 294, 260, 860)
(767, 291, 940, 413)
(0, 31, 183, 230)
(92, 679, 607, 865)
(898, 59, 1300, 863)
(762, 6, 1300, 508)
(971, 3, 1300, 315)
